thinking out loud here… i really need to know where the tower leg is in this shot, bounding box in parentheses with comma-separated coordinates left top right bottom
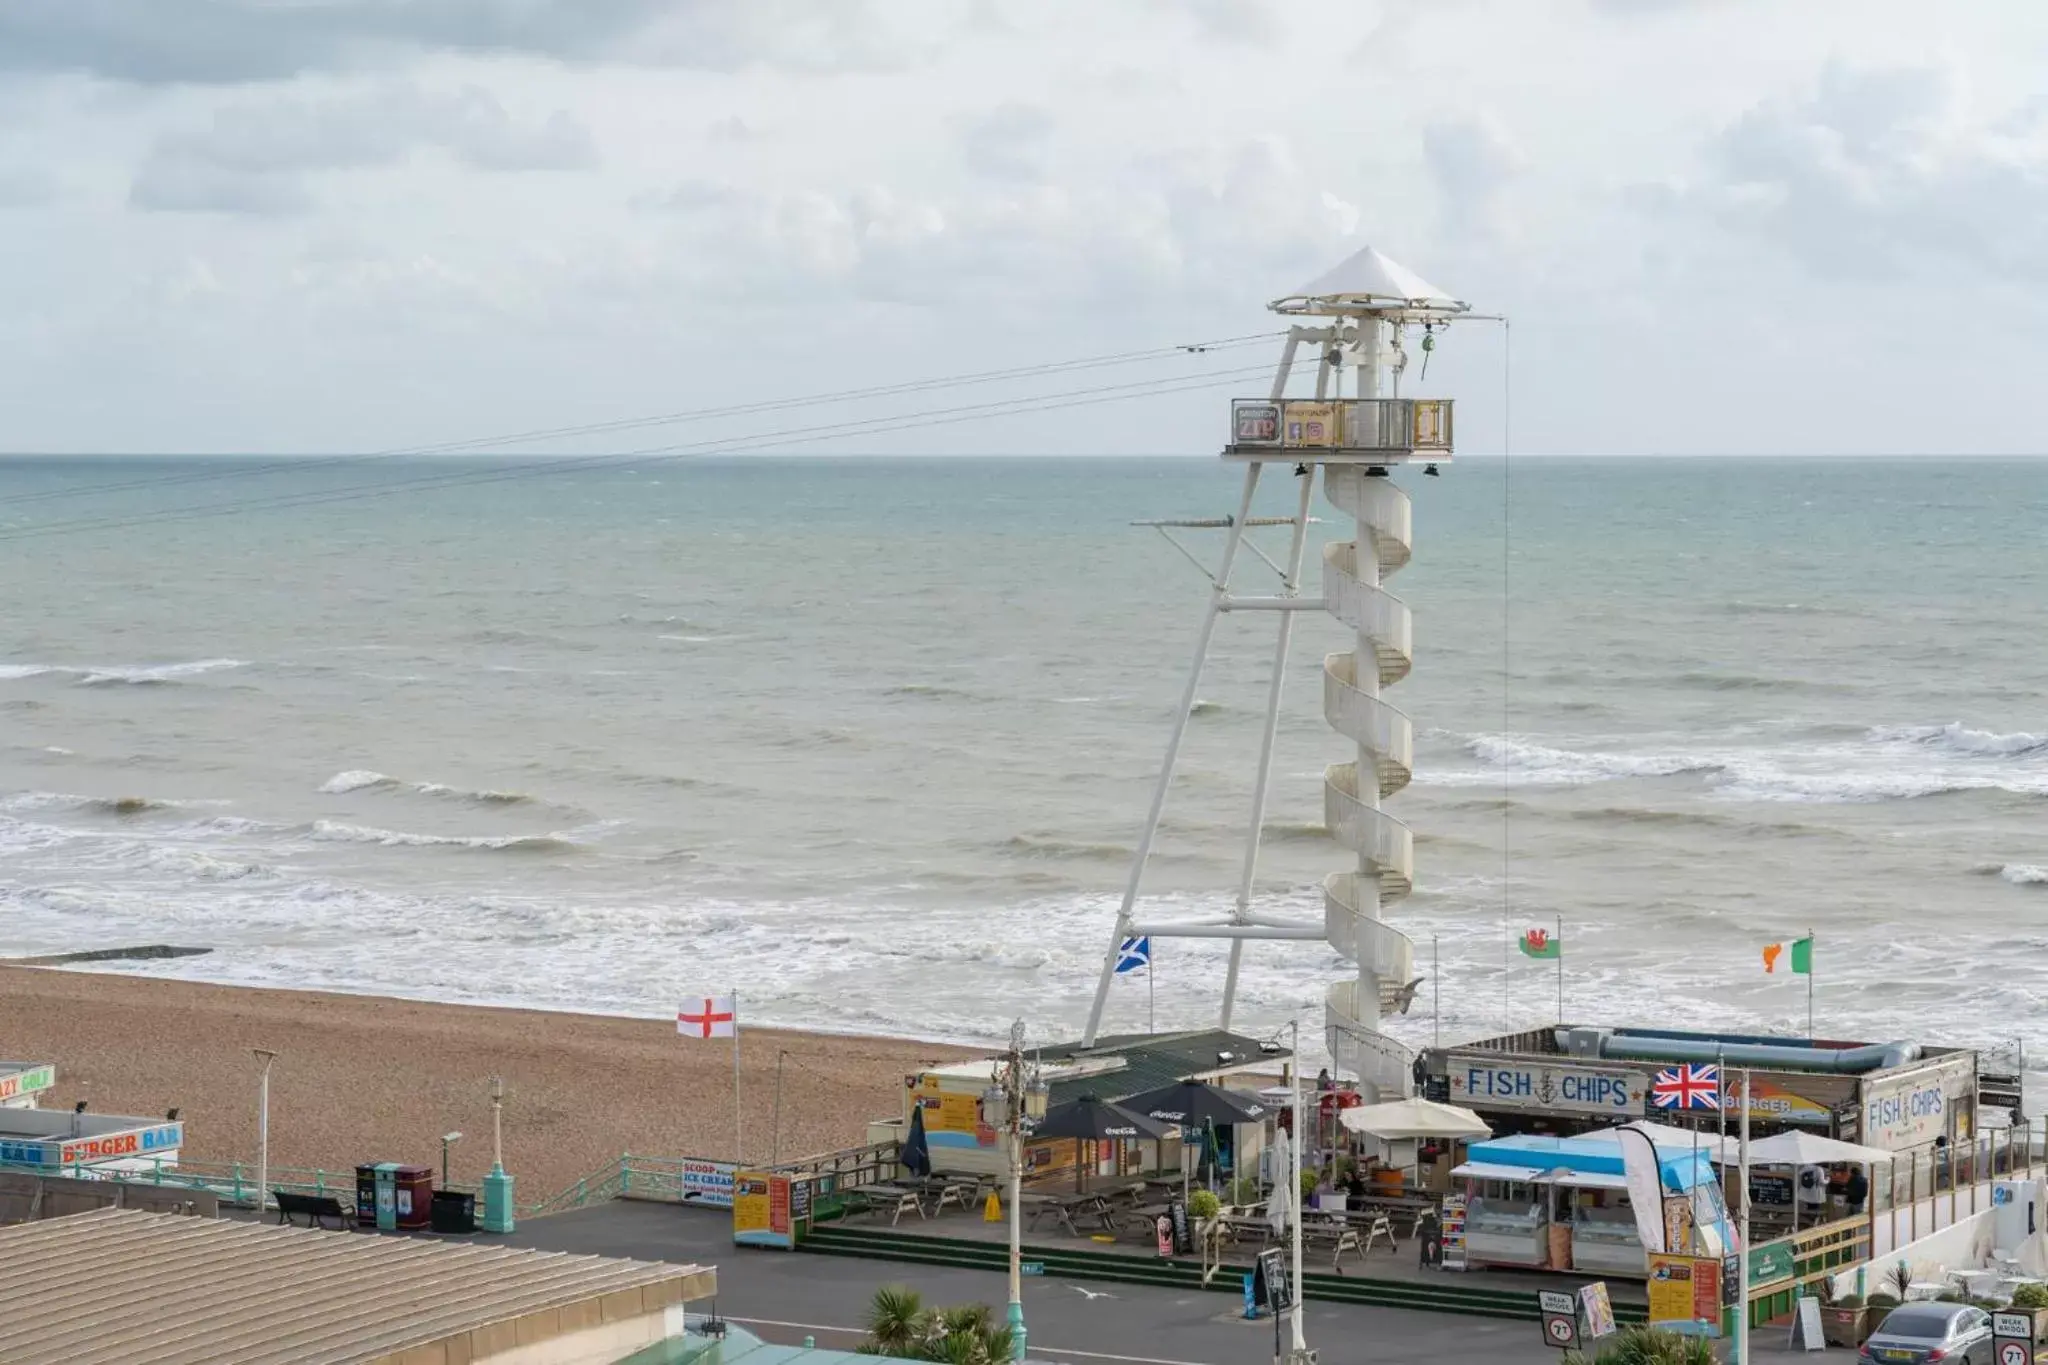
(1082, 463, 1264, 1046)
(1218, 465, 1317, 1033)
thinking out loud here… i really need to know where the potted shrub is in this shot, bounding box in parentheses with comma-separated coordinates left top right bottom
(2009, 1281, 2048, 1339)
(1820, 1293, 1872, 1348)
(1301, 1170, 1324, 1210)
(1187, 1189, 1221, 1224)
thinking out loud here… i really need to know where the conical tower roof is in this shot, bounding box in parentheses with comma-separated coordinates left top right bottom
(1270, 245, 1468, 319)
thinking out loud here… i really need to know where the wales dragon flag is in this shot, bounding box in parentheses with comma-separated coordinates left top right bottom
(1517, 926, 1560, 959)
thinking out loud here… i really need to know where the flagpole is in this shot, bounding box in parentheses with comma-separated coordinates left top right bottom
(1736, 1068, 1752, 1365)
(1148, 948, 1155, 1035)
(1806, 928, 1815, 1039)
(1555, 913, 1563, 1024)
(1432, 935, 1441, 1050)
(732, 987, 744, 1166)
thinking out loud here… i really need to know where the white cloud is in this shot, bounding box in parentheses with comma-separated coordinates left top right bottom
(958, 103, 1056, 182)
(1649, 61, 2048, 284)
(0, 166, 61, 209)
(128, 82, 597, 214)
(0, 0, 955, 84)
(1421, 117, 1522, 235)
(4, 0, 2048, 454)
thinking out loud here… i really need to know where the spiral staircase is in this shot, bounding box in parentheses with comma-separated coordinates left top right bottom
(1079, 245, 1467, 1101)
(1320, 465, 1420, 1096)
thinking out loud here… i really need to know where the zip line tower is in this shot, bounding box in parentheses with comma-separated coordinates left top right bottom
(1080, 246, 1471, 1100)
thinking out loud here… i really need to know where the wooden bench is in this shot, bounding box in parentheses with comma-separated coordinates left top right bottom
(275, 1190, 352, 1230)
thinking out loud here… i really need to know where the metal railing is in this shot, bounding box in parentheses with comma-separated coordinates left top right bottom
(1227, 397, 1454, 453)
(4, 1139, 908, 1222)
(1745, 1218, 1872, 1325)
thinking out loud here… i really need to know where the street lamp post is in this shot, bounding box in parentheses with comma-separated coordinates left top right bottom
(982, 1020, 1046, 1364)
(441, 1132, 463, 1188)
(481, 1076, 515, 1234)
(1288, 1017, 1306, 1361)
(252, 1048, 279, 1216)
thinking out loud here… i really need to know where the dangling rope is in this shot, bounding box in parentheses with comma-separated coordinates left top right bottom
(1499, 319, 1515, 1034)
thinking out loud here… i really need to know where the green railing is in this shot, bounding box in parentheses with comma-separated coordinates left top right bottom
(529, 1141, 903, 1218)
(2, 1138, 903, 1221)
(0, 1156, 503, 1213)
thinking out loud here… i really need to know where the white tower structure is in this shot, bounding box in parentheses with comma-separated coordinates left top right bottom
(1081, 247, 1469, 1100)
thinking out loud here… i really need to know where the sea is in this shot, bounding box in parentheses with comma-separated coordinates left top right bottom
(2, 455, 2043, 1070)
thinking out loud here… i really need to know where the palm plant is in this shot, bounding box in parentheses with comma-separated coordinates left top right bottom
(861, 1288, 1015, 1363)
(863, 1285, 929, 1358)
(1561, 1326, 1717, 1364)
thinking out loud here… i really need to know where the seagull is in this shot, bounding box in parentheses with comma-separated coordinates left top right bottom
(1067, 1286, 1116, 1301)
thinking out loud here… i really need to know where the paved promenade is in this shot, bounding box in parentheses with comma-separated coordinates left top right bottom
(505, 1201, 1820, 1364)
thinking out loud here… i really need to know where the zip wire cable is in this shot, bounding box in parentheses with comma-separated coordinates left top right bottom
(0, 363, 1272, 544)
(8, 331, 1286, 508)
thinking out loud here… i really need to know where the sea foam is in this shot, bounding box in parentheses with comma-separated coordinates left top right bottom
(307, 820, 578, 853)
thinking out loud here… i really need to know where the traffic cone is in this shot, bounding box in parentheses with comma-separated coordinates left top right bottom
(983, 1191, 1003, 1222)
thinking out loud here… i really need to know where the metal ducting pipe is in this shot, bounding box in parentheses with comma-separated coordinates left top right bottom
(1551, 1027, 1919, 1074)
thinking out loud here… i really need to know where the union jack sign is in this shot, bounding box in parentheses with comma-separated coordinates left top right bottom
(1650, 1063, 1721, 1111)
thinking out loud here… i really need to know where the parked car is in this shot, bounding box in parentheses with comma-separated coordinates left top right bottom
(1857, 1303, 1993, 1365)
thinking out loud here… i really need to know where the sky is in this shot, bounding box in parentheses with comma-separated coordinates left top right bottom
(3, 0, 2047, 457)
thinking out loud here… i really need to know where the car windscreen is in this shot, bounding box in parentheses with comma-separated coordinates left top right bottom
(1880, 1307, 1961, 1336)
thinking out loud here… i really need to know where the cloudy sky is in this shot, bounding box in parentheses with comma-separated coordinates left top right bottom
(3, 0, 2045, 457)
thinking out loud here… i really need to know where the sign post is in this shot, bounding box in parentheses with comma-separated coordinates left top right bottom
(1993, 1311, 2034, 1365)
(1255, 1248, 1294, 1363)
(1539, 1290, 1581, 1355)
(1647, 1254, 1723, 1336)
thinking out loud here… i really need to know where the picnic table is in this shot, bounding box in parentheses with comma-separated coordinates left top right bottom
(903, 1174, 983, 1216)
(1024, 1190, 1120, 1237)
(847, 1180, 928, 1226)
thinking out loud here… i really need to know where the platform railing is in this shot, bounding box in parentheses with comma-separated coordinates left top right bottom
(1227, 397, 1454, 454)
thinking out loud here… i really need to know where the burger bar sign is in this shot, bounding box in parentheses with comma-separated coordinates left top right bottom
(1449, 1061, 1649, 1116)
(0, 1122, 183, 1169)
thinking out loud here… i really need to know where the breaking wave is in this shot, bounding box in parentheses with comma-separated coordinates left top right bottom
(306, 820, 581, 853)
(1976, 863, 2048, 887)
(1420, 725, 2048, 803)
(318, 770, 536, 805)
(1870, 722, 2048, 758)
(996, 833, 1131, 863)
(0, 791, 184, 816)
(1428, 735, 1722, 786)
(1, 659, 250, 686)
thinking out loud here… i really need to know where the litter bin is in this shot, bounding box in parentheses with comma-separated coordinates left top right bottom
(356, 1163, 387, 1229)
(393, 1164, 434, 1231)
(431, 1189, 477, 1234)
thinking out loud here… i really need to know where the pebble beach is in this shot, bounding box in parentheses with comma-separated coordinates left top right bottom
(0, 965, 976, 1202)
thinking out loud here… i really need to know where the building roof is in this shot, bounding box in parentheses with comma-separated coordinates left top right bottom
(1033, 1030, 1286, 1110)
(621, 1322, 927, 1365)
(1270, 245, 1468, 319)
(0, 1208, 716, 1365)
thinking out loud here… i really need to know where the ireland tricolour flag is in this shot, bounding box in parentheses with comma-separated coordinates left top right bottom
(1762, 937, 1813, 974)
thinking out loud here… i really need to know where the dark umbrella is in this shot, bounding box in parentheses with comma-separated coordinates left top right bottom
(1030, 1095, 1173, 1193)
(901, 1102, 932, 1178)
(1031, 1095, 1174, 1142)
(1120, 1080, 1268, 1128)
(1120, 1082, 1265, 1202)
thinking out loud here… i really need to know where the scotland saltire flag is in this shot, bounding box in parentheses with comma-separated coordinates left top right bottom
(1115, 936, 1152, 974)
(1650, 1063, 1721, 1111)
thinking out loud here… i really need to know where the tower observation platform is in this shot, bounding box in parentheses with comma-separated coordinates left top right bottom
(1081, 245, 1473, 1100)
